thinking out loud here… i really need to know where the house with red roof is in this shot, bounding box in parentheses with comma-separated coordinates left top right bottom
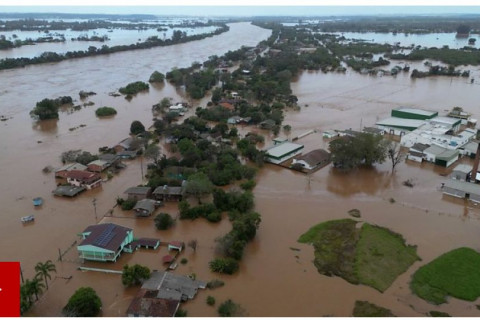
(66, 170, 101, 189)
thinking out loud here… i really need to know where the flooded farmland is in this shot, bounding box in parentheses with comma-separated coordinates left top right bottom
(2, 21, 480, 317)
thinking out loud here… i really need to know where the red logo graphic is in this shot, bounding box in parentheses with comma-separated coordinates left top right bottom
(0, 262, 20, 317)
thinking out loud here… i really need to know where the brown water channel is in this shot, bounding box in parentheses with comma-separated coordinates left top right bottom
(2, 23, 480, 316)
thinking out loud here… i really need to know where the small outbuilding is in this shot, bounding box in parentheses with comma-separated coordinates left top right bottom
(54, 163, 88, 178)
(442, 179, 480, 203)
(153, 185, 184, 202)
(450, 164, 473, 182)
(168, 241, 185, 252)
(407, 143, 430, 162)
(133, 199, 157, 217)
(124, 186, 152, 201)
(87, 159, 110, 172)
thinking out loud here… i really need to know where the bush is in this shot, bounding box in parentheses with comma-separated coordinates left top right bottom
(206, 279, 225, 289)
(240, 180, 256, 191)
(154, 213, 174, 230)
(175, 309, 188, 317)
(207, 296, 216, 306)
(121, 199, 137, 210)
(95, 106, 117, 117)
(209, 258, 239, 274)
(180, 258, 188, 265)
(149, 71, 165, 83)
(62, 287, 102, 317)
(119, 81, 149, 95)
(218, 299, 243, 317)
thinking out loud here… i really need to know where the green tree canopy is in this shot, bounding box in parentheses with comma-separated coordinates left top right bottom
(30, 98, 59, 120)
(122, 264, 151, 287)
(130, 120, 146, 135)
(63, 287, 102, 317)
(149, 71, 165, 83)
(185, 172, 214, 203)
(154, 213, 174, 230)
(34, 260, 56, 290)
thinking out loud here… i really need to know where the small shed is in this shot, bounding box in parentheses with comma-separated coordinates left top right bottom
(87, 159, 110, 172)
(442, 179, 480, 203)
(292, 149, 331, 170)
(124, 186, 152, 201)
(450, 164, 473, 182)
(168, 241, 185, 252)
(407, 143, 430, 163)
(133, 199, 157, 217)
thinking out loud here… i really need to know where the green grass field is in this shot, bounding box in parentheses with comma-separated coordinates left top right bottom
(355, 223, 420, 292)
(411, 247, 480, 304)
(299, 219, 420, 292)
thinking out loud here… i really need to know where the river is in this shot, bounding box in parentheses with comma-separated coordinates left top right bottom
(2, 21, 480, 317)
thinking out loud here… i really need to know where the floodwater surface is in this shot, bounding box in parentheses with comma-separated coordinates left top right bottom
(1, 21, 480, 317)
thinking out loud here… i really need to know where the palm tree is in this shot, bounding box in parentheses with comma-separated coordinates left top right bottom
(29, 277, 45, 301)
(34, 260, 56, 290)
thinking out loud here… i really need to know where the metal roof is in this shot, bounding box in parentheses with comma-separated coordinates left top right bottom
(394, 107, 437, 117)
(266, 142, 304, 158)
(124, 186, 152, 195)
(453, 164, 472, 174)
(79, 223, 132, 251)
(376, 117, 425, 129)
(444, 179, 480, 195)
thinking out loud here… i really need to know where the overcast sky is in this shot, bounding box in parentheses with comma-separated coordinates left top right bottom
(1, 2, 480, 17)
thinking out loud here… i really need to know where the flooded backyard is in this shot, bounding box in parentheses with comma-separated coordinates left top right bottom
(2, 21, 480, 316)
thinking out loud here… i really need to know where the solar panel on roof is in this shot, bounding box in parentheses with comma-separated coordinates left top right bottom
(93, 224, 117, 247)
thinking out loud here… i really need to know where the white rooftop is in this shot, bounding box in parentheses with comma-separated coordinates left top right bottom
(444, 179, 480, 195)
(395, 107, 437, 117)
(453, 164, 473, 174)
(376, 117, 425, 128)
(266, 142, 304, 158)
(430, 116, 461, 126)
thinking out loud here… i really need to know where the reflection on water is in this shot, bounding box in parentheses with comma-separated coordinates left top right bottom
(31, 118, 58, 133)
(326, 167, 393, 197)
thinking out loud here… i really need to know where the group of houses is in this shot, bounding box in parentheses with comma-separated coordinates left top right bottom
(123, 182, 186, 217)
(376, 107, 478, 168)
(263, 138, 331, 172)
(52, 153, 126, 197)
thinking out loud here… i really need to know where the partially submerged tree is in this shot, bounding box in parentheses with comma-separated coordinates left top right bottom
(154, 213, 174, 230)
(63, 287, 102, 317)
(30, 98, 60, 120)
(130, 120, 146, 135)
(387, 142, 406, 173)
(34, 260, 56, 290)
(122, 264, 151, 287)
(185, 172, 214, 203)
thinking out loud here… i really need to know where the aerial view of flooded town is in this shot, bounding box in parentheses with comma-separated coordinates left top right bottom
(3, 4, 480, 317)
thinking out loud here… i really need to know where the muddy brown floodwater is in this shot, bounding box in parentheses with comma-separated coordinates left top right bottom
(1, 23, 480, 316)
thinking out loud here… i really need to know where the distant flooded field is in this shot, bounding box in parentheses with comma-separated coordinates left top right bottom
(2, 21, 480, 317)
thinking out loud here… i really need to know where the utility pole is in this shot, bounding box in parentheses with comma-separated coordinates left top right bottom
(92, 198, 97, 223)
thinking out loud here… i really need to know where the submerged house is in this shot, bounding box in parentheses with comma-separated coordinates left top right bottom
(153, 185, 185, 202)
(87, 159, 110, 173)
(407, 143, 430, 163)
(133, 199, 158, 217)
(126, 271, 206, 317)
(423, 145, 459, 167)
(450, 164, 472, 182)
(265, 142, 304, 164)
(77, 223, 134, 262)
(292, 149, 331, 170)
(66, 170, 102, 189)
(54, 163, 88, 178)
(124, 186, 153, 201)
(442, 179, 480, 203)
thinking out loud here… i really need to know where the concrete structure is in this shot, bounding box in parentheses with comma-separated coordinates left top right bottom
(292, 149, 331, 170)
(126, 271, 206, 317)
(133, 199, 157, 217)
(450, 164, 472, 181)
(265, 142, 304, 164)
(407, 143, 430, 162)
(442, 179, 480, 203)
(124, 186, 152, 201)
(423, 145, 459, 167)
(66, 170, 101, 189)
(77, 223, 134, 262)
(169, 103, 186, 114)
(429, 116, 462, 133)
(391, 107, 438, 120)
(322, 130, 339, 139)
(461, 141, 479, 158)
(54, 163, 88, 178)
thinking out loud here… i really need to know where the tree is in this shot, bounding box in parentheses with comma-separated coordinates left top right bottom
(329, 133, 387, 171)
(218, 299, 245, 317)
(387, 142, 406, 173)
(63, 287, 102, 317)
(149, 71, 165, 83)
(154, 213, 174, 230)
(145, 144, 161, 165)
(30, 98, 59, 120)
(122, 264, 151, 287)
(185, 172, 214, 203)
(130, 120, 145, 135)
(209, 258, 239, 274)
(29, 277, 45, 301)
(34, 260, 56, 290)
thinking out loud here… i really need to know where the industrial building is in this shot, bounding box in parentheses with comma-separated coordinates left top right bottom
(265, 142, 304, 164)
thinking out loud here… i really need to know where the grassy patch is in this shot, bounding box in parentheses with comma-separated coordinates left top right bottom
(355, 224, 420, 292)
(300, 219, 420, 292)
(353, 301, 395, 317)
(411, 247, 480, 304)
